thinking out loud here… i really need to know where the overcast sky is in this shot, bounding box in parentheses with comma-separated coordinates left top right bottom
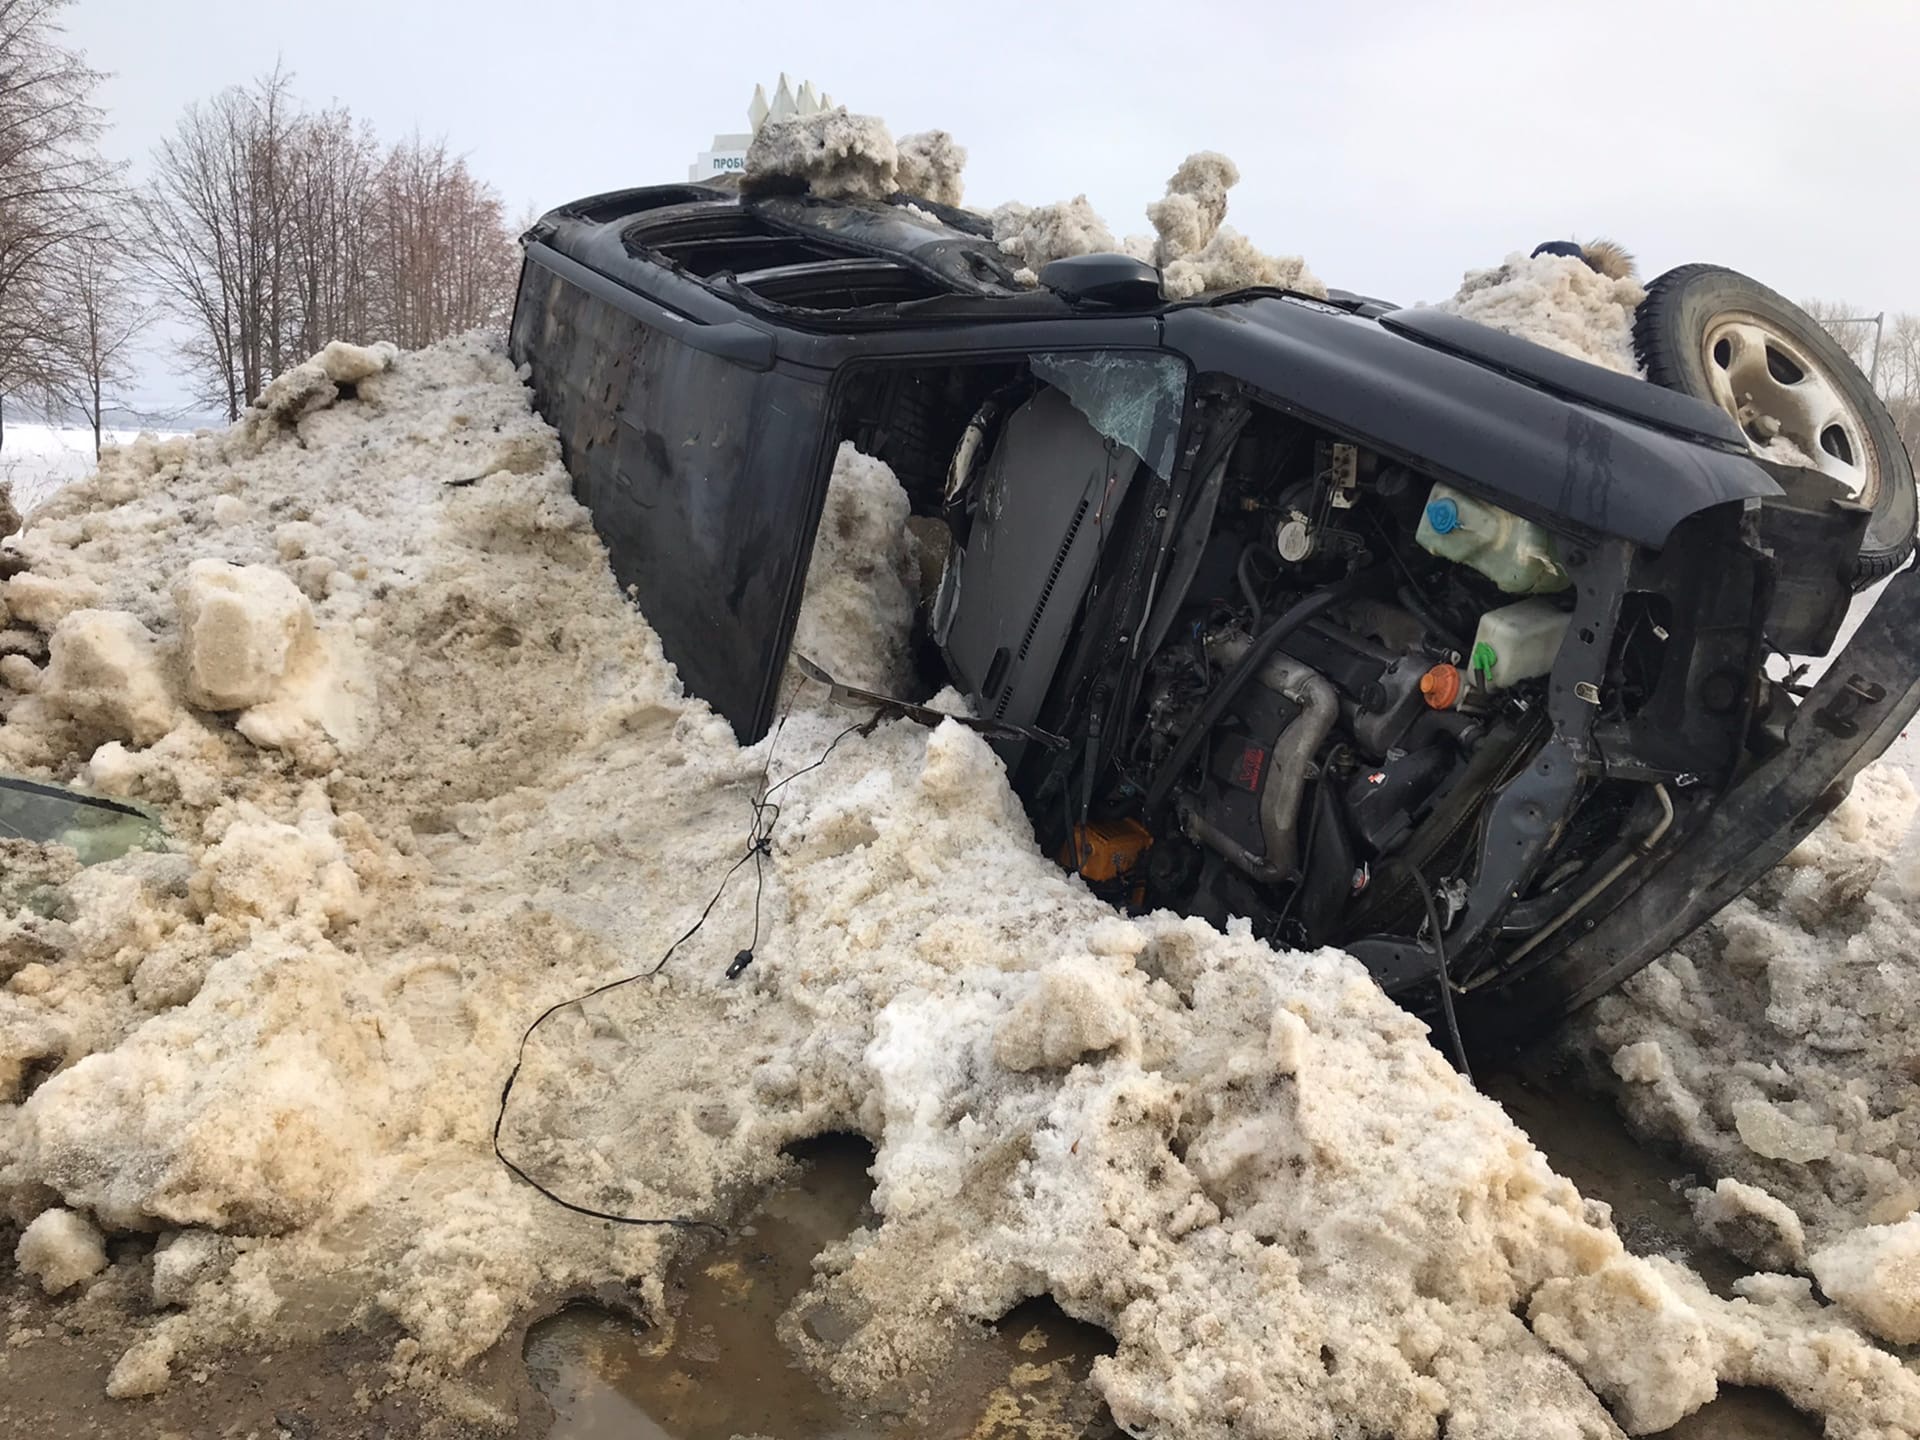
(60, 0, 1920, 413)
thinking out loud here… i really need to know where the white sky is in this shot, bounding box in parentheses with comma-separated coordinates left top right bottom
(58, 0, 1920, 413)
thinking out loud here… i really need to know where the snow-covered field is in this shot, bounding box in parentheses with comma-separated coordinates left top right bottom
(1, 118, 1918, 1437)
(1, 423, 191, 517)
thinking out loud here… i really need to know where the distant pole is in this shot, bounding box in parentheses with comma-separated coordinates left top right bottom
(1870, 311, 1886, 391)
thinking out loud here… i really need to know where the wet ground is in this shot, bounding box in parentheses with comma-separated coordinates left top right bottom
(524, 1136, 1117, 1440)
(525, 1086, 1822, 1440)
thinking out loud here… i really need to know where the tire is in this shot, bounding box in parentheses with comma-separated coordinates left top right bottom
(1634, 264, 1916, 585)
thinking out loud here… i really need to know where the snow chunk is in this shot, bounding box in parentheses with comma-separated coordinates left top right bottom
(14, 1206, 107, 1293)
(4, 570, 103, 627)
(192, 795, 362, 930)
(40, 609, 181, 746)
(1148, 151, 1324, 302)
(18, 930, 393, 1231)
(991, 149, 1319, 300)
(1733, 1096, 1838, 1163)
(896, 130, 966, 207)
(1689, 1178, 1808, 1272)
(106, 1332, 176, 1398)
(1439, 251, 1645, 375)
(175, 560, 315, 711)
(152, 1229, 236, 1306)
(787, 443, 918, 696)
(744, 108, 897, 200)
(1527, 1256, 1720, 1431)
(1610, 1039, 1665, 1083)
(1148, 151, 1238, 264)
(993, 955, 1139, 1072)
(1810, 1216, 1920, 1343)
(991, 197, 1118, 272)
(173, 559, 371, 764)
(251, 341, 395, 427)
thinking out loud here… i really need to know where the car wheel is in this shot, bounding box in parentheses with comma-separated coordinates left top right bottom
(1634, 264, 1916, 585)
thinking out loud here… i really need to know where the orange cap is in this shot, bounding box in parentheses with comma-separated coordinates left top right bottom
(1420, 663, 1461, 710)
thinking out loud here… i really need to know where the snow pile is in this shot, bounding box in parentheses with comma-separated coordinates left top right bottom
(896, 129, 966, 207)
(1439, 251, 1646, 374)
(1576, 763, 1920, 1340)
(744, 107, 899, 200)
(0, 335, 1914, 1436)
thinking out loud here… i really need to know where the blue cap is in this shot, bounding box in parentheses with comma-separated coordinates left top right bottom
(1426, 497, 1460, 535)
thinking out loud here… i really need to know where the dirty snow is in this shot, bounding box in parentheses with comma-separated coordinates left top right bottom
(0, 333, 1913, 1436)
(1, 423, 191, 517)
(1577, 766, 1920, 1243)
(990, 196, 1123, 274)
(14, 1206, 105, 1294)
(895, 129, 966, 208)
(1438, 251, 1646, 375)
(744, 107, 899, 200)
(1149, 151, 1324, 302)
(992, 150, 1324, 302)
(784, 441, 919, 698)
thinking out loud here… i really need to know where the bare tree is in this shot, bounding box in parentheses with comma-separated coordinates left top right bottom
(368, 135, 517, 349)
(141, 78, 520, 417)
(1800, 297, 1882, 376)
(62, 228, 150, 455)
(138, 68, 300, 421)
(283, 104, 379, 355)
(1805, 300, 1920, 461)
(0, 0, 116, 410)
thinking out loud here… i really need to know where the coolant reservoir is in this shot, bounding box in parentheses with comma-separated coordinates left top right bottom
(1469, 598, 1571, 692)
(1415, 483, 1570, 595)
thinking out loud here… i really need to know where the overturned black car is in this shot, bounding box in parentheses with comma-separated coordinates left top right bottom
(509, 182, 1920, 1037)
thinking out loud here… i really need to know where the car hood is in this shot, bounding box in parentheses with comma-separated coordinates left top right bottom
(1163, 296, 1779, 546)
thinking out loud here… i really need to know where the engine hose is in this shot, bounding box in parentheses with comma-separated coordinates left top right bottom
(1144, 575, 1367, 816)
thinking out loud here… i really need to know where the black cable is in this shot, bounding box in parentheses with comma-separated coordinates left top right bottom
(492, 706, 868, 1229)
(1403, 863, 1473, 1082)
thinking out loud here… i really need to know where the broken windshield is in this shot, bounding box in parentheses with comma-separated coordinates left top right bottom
(1031, 352, 1187, 479)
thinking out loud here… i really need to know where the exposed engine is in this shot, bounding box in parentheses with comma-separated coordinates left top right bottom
(927, 371, 1757, 1019)
(1031, 414, 1585, 960)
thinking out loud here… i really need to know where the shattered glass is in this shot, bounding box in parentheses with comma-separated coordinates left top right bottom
(0, 776, 165, 867)
(1032, 352, 1187, 479)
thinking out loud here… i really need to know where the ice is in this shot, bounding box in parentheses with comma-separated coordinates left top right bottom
(1438, 251, 1645, 374)
(0, 332, 1913, 1437)
(1810, 1217, 1920, 1344)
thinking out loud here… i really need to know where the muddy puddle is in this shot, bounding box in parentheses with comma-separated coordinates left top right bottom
(526, 1135, 1118, 1439)
(529, 1077, 1818, 1440)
